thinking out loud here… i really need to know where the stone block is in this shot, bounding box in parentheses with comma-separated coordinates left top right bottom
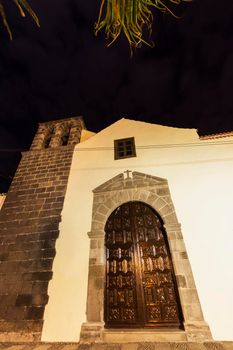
(169, 239, 186, 252)
(3, 345, 26, 350)
(160, 204, 174, 216)
(138, 190, 150, 202)
(166, 232, 176, 240)
(23, 272, 53, 282)
(127, 190, 134, 200)
(154, 198, 167, 211)
(180, 252, 188, 259)
(164, 212, 178, 224)
(91, 240, 98, 249)
(204, 343, 224, 350)
(95, 278, 104, 290)
(184, 304, 204, 322)
(102, 198, 115, 211)
(147, 192, 158, 205)
(186, 275, 197, 289)
(177, 275, 187, 288)
(173, 259, 193, 277)
(170, 344, 188, 350)
(26, 307, 45, 320)
(221, 342, 233, 350)
(16, 295, 33, 307)
(32, 282, 49, 294)
(33, 345, 54, 350)
(132, 190, 142, 202)
(32, 294, 49, 306)
(116, 191, 130, 204)
(121, 344, 138, 350)
(157, 188, 170, 196)
(147, 344, 171, 350)
(137, 344, 155, 350)
(78, 345, 91, 350)
(94, 195, 105, 204)
(21, 282, 33, 294)
(80, 322, 104, 343)
(92, 221, 105, 231)
(182, 289, 200, 304)
(89, 266, 105, 277)
(187, 344, 206, 350)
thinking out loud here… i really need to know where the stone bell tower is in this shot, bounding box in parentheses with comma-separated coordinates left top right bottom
(0, 116, 85, 341)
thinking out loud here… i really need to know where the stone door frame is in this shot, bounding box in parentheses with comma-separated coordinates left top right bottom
(80, 171, 212, 342)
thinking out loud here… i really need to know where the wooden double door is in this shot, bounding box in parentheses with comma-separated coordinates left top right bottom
(104, 201, 183, 328)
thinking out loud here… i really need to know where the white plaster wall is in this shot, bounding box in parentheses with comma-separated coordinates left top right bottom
(0, 194, 6, 210)
(42, 119, 233, 341)
(80, 129, 96, 142)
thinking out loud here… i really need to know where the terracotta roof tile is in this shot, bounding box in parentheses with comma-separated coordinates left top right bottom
(199, 131, 233, 140)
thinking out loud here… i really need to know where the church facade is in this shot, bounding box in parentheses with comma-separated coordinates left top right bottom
(0, 117, 232, 344)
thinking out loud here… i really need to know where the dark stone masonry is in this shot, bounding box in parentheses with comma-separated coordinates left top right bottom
(0, 117, 85, 341)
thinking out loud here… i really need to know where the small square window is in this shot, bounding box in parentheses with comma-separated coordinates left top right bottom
(114, 137, 136, 160)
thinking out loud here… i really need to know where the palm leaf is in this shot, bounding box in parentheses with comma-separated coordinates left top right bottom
(0, 0, 39, 39)
(0, 1, 12, 39)
(95, 0, 190, 48)
(15, 0, 40, 27)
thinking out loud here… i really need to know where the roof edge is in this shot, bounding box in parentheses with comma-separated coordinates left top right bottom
(199, 131, 233, 140)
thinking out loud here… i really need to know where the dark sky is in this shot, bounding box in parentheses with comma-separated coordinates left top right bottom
(0, 0, 233, 191)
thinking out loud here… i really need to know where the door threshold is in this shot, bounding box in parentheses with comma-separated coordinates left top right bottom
(102, 328, 187, 343)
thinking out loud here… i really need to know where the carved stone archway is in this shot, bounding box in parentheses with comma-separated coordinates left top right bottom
(80, 171, 212, 343)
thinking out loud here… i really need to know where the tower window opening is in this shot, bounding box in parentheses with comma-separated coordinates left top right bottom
(61, 127, 71, 146)
(43, 128, 54, 148)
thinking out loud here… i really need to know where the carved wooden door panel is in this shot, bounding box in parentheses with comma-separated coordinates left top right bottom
(105, 201, 183, 328)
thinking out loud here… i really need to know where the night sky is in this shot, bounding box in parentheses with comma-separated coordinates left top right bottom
(0, 0, 233, 191)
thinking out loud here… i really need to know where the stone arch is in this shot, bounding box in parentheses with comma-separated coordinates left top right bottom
(92, 189, 177, 231)
(91, 172, 178, 231)
(80, 171, 212, 343)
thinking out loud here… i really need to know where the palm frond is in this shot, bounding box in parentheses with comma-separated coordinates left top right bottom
(95, 0, 190, 48)
(0, 1, 12, 39)
(0, 0, 39, 39)
(15, 0, 40, 27)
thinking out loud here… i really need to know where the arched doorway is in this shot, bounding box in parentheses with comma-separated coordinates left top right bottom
(104, 201, 183, 329)
(81, 172, 212, 342)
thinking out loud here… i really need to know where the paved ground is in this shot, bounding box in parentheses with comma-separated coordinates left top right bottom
(0, 342, 232, 350)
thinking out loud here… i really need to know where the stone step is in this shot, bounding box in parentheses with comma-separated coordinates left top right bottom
(0, 342, 232, 350)
(102, 330, 187, 343)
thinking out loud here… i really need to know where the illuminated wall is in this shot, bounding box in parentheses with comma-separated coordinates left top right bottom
(42, 119, 233, 341)
(0, 194, 6, 210)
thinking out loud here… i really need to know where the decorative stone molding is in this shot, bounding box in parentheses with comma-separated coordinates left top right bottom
(80, 171, 212, 343)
